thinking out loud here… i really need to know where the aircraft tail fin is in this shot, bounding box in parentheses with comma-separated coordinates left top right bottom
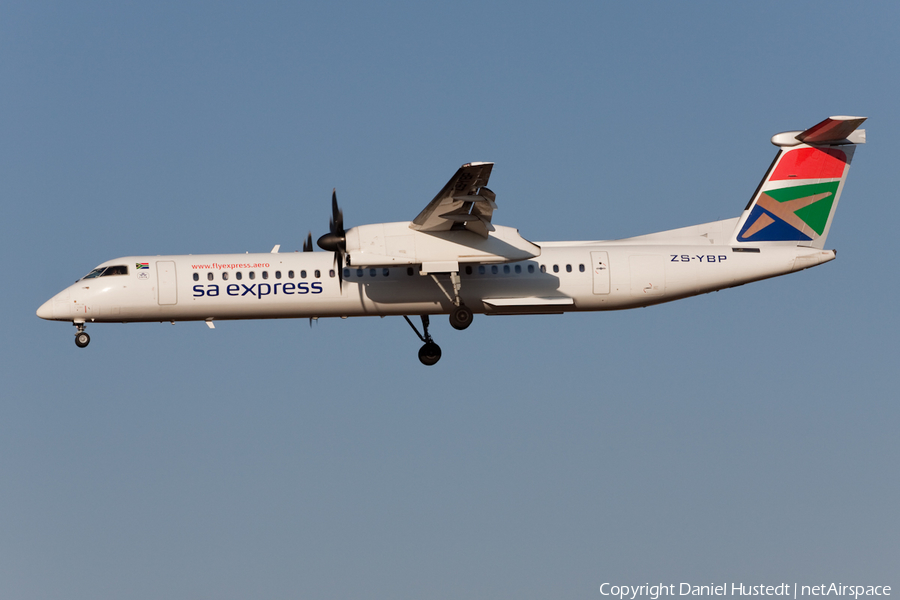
(731, 116, 866, 249)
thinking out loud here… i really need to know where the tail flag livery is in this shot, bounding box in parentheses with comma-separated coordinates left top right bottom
(732, 116, 866, 248)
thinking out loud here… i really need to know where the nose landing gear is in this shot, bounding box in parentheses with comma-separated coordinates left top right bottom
(74, 322, 90, 348)
(404, 315, 441, 366)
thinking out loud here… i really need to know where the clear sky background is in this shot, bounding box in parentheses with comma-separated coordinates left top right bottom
(2, 2, 898, 598)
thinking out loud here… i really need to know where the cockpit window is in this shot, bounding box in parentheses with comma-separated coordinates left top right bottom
(81, 265, 128, 280)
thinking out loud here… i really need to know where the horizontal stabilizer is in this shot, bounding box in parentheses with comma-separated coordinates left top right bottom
(796, 116, 867, 145)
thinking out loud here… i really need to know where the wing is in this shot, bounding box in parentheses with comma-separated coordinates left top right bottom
(410, 162, 497, 238)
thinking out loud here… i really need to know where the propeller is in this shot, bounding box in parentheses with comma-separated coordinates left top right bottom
(302, 231, 313, 252)
(317, 189, 345, 290)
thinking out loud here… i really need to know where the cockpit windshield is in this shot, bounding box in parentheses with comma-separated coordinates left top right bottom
(81, 265, 129, 280)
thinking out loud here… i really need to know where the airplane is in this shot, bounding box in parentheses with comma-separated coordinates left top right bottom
(37, 115, 866, 365)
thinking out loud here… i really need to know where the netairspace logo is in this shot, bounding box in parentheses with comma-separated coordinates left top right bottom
(599, 584, 891, 600)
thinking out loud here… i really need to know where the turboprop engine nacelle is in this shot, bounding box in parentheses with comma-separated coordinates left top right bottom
(344, 221, 541, 268)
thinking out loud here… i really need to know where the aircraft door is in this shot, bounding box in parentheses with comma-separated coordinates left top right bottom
(591, 251, 610, 294)
(156, 261, 178, 305)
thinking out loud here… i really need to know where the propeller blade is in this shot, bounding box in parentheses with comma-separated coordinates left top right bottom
(318, 188, 347, 252)
(331, 188, 343, 235)
(303, 231, 313, 252)
(317, 188, 346, 293)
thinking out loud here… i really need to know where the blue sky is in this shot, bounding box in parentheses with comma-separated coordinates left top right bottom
(2, 2, 898, 598)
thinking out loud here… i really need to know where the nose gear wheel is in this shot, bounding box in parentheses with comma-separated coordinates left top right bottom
(74, 323, 90, 348)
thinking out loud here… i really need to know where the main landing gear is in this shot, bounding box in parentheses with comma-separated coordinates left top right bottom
(74, 322, 90, 348)
(402, 275, 474, 363)
(424, 271, 474, 331)
(404, 315, 441, 366)
(449, 304, 473, 330)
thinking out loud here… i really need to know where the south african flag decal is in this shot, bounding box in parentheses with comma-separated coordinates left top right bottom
(737, 146, 848, 243)
(738, 182, 838, 242)
(136, 263, 149, 269)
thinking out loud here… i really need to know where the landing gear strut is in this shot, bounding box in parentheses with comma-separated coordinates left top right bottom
(74, 322, 90, 348)
(404, 315, 441, 366)
(425, 270, 475, 331)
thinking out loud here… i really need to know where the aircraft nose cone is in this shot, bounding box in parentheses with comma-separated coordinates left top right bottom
(36, 299, 54, 320)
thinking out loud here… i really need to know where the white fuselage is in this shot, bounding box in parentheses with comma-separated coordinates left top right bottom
(37, 240, 835, 324)
(35, 116, 865, 363)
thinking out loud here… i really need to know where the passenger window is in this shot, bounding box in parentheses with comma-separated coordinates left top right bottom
(579, 264, 585, 272)
(249, 272, 256, 280)
(236, 272, 243, 280)
(503, 265, 510, 274)
(540, 265, 546, 273)
(515, 265, 521, 274)
(300, 270, 307, 278)
(553, 265, 559, 273)
(528, 264, 535, 273)
(262, 271, 268, 280)
(407, 267, 414, 276)
(329, 270, 335, 278)
(288, 270, 294, 279)
(383, 268, 389, 276)
(207, 272, 214, 281)
(478, 266, 485, 275)
(370, 268, 376, 277)
(314, 270, 321, 278)
(193, 273, 199, 281)
(491, 265, 498, 274)
(357, 268, 364, 277)
(344, 268, 350, 278)
(566, 264, 572, 273)
(223, 272, 229, 281)
(465, 266, 472, 275)
(275, 271, 281, 279)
